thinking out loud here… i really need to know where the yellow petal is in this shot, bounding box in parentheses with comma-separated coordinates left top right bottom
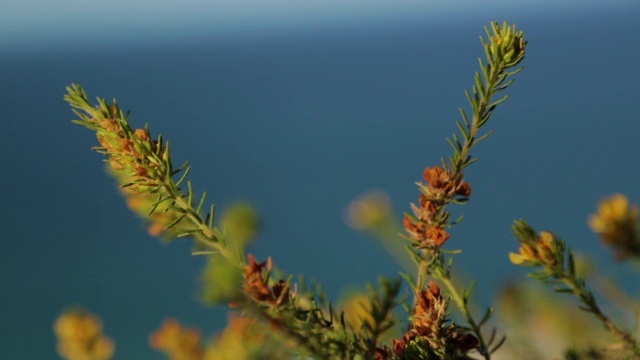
(588, 215, 607, 233)
(539, 231, 555, 247)
(599, 194, 628, 220)
(509, 252, 525, 265)
(521, 243, 536, 259)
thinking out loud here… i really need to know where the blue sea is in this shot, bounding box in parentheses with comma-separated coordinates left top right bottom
(1, 2, 639, 358)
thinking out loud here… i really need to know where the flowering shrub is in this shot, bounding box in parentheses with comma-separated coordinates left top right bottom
(59, 21, 640, 359)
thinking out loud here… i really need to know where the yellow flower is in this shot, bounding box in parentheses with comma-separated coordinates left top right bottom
(589, 194, 638, 234)
(149, 318, 203, 360)
(589, 194, 640, 259)
(509, 231, 557, 266)
(54, 309, 115, 360)
(345, 190, 392, 231)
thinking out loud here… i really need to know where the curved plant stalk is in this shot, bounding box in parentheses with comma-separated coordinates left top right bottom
(65, 85, 236, 261)
(510, 220, 640, 357)
(401, 21, 526, 360)
(65, 85, 404, 358)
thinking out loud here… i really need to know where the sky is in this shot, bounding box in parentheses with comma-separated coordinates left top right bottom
(1, 1, 640, 358)
(2, 0, 634, 50)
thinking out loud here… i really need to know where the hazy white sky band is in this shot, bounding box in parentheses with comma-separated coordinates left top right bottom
(1, 0, 636, 51)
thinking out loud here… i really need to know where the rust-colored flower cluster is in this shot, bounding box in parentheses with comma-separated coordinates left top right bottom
(95, 107, 165, 193)
(54, 309, 115, 360)
(589, 194, 640, 260)
(243, 254, 290, 306)
(90, 106, 180, 236)
(149, 318, 204, 360)
(376, 282, 477, 359)
(404, 166, 471, 247)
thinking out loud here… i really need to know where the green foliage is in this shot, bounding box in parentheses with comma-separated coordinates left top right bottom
(65, 19, 639, 360)
(444, 21, 526, 175)
(402, 21, 526, 360)
(65, 84, 235, 261)
(360, 278, 404, 356)
(511, 220, 639, 357)
(65, 20, 529, 360)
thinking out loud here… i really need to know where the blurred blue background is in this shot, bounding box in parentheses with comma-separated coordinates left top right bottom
(1, 0, 639, 358)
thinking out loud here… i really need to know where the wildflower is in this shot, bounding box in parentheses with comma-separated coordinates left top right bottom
(423, 166, 451, 190)
(403, 165, 471, 248)
(243, 254, 290, 306)
(73, 96, 181, 235)
(410, 195, 437, 223)
(149, 318, 203, 360)
(243, 254, 272, 303)
(422, 166, 472, 198)
(103, 126, 165, 194)
(413, 281, 447, 337)
(92, 115, 164, 191)
(426, 226, 451, 246)
(509, 231, 558, 266)
(589, 194, 640, 259)
(403, 215, 451, 247)
(391, 282, 478, 357)
(54, 309, 115, 360)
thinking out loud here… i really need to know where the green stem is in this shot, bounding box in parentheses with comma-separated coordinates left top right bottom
(415, 250, 430, 295)
(163, 181, 243, 269)
(560, 273, 638, 356)
(452, 63, 501, 177)
(246, 300, 326, 358)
